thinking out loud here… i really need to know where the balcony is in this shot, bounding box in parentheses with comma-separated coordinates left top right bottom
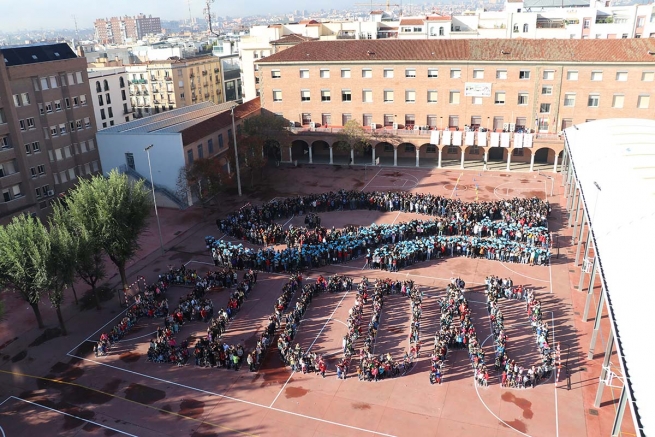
(336, 30, 356, 39)
(189, 73, 195, 79)
(214, 68, 219, 73)
(136, 91, 142, 96)
(202, 71, 208, 76)
(165, 77, 172, 81)
(143, 91, 149, 96)
(536, 20, 566, 29)
(191, 94, 197, 101)
(190, 84, 196, 90)
(204, 93, 210, 99)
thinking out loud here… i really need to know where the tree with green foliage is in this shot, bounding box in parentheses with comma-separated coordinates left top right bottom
(335, 120, 372, 156)
(178, 157, 232, 206)
(66, 170, 151, 306)
(73, 228, 106, 310)
(0, 214, 50, 329)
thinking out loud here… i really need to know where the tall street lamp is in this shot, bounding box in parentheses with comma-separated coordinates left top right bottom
(144, 144, 165, 255)
(230, 105, 242, 196)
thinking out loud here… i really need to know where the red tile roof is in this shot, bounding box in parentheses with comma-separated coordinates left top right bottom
(400, 18, 425, 26)
(257, 39, 655, 63)
(425, 15, 452, 21)
(181, 98, 261, 145)
(271, 34, 317, 45)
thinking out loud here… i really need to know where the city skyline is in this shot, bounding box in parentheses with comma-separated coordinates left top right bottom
(1, 0, 363, 32)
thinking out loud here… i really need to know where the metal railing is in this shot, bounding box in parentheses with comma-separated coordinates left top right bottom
(119, 164, 187, 209)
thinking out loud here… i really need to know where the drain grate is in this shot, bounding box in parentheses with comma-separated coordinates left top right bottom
(588, 409, 599, 416)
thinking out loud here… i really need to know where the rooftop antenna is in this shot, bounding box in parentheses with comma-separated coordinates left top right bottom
(187, 0, 193, 26)
(204, 0, 220, 37)
(72, 15, 79, 43)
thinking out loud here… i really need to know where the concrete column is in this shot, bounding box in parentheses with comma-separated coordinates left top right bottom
(506, 150, 511, 171)
(561, 148, 569, 184)
(329, 146, 333, 165)
(460, 149, 465, 169)
(587, 286, 605, 360)
(529, 152, 535, 172)
(583, 255, 598, 321)
(610, 385, 628, 436)
(393, 147, 398, 167)
(438, 148, 442, 168)
(372, 147, 376, 165)
(483, 150, 488, 171)
(566, 173, 575, 211)
(350, 148, 355, 165)
(308, 145, 313, 164)
(578, 230, 592, 289)
(416, 149, 420, 167)
(574, 214, 587, 266)
(593, 329, 614, 408)
(289, 146, 293, 163)
(552, 153, 559, 173)
(569, 185, 579, 227)
(564, 162, 573, 198)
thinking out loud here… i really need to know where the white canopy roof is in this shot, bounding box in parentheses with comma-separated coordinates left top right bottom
(564, 119, 655, 437)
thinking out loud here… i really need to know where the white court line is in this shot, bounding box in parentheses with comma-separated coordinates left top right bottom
(67, 307, 130, 355)
(497, 262, 550, 283)
(269, 288, 352, 408)
(0, 397, 11, 407)
(282, 216, 294, 228)
(6, 396, 137, 437)
(0, 425, 4, 437)
(118, 331, 157, 342)
(360, 167, 384, 192)
(450, 172, 463, 199)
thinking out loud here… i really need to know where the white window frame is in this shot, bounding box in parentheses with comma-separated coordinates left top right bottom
(472, 69, 484, 79)
(341, 69, 351, 79)
(299, 69, 309, 79)
(567, 70, 579, 81)
(563, 93, 576, 107)
(319, 69, 330, 79)
(496, 69, 507, 80)
(591, 71, 603, 81)
(405, 68, 416, 78)
(588, 94, 600, 107)
(383, 69, 394, 78)
(362, 69, 373, 78)
(450, 69, 461, 79)
(427, 68, 438, 78)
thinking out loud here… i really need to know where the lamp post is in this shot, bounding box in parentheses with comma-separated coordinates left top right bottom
(144, 144, 165, 255)
(230, 105, 242, 196)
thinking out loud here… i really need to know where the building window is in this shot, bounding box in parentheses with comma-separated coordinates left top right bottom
(426, 144, 437, 153)
(362, 90, 373, 103)
(405, 68, 416, 78)
(616, 71, 628, 81)
(101, 109, 106, 120)
(405, 90, 416, 103)
(588, 94, 600, 107)
(301, 113, 312, 125)
(218, 134, 224, 148)
(383, 90, 393, 103)
(496, 69, 507, 80)
(494, 92, 505, 105)
(472, 96, 482, 105)
(493, 116, 504, 131)
(299, 69, 309, 79)
(540, 103, 551, 113)
(567, 70, 578, 81)
(207, 138, 214, 155)
(472, 69, 484, 79)
(362, 69, 372, 78)
(523, 23, 529, 32)
(197, 144, 204, 159)
(320, 69, 330, 78)
(300, 90, 311, 102)
(427, 90, 438, 103)
(273, 90, 282, 102)
(638, 95, 650, 109)
(449, 91, 460, 104)
(543, 70, 555, 80)
(342, 89, 352, 102)
(322, 114, 332, 126)
(427, 115, 437, 128)
(541, 86, 553, 95)
(384, 114, 395, 127)
(642, 71, 654, 82)
(341, 69, 351, 78)
(187, 149, 194, 163)
(363, 114, 372, 127)
(564, 93, 576, 106)
(321, 90, 331, 102)
(26, 118, 35, 129)
(583, 18, 590, 29)
(591, 71, 603, 81)
(519, 70, 531, 79)
(427, 68, 438, 78)
(383, 69, 394, 78)
(271, 70, 281, 79)
(450, 69, 461, 79)
(341, 113, 352, 126)
(517, 93, 528, 105)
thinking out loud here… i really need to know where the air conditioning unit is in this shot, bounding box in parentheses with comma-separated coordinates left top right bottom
(309, 121, 316, 130)
(392, 122, 398, 130)
(503, 123, 510, 131)
(370, 123, 376, 130)
(509, 123, 516, 132)
(47, 190, 55, 197)
(413, 125, 420, 131)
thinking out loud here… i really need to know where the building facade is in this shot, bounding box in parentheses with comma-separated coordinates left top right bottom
(96, 99, 260, 207)
(94, 14, 162, 45)
(256, 38, 655, 170)
(125, 55, 225, 118)
(0, 43, 101, 222)
(88, 67, 134, 129)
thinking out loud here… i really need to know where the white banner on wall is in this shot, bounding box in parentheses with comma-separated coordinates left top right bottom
(478, 132, 487, 147)
(464, 82, 492, 97)
(430, 130, 440, 145)
(465, 131, 475, 146)
(523, 133, 534, 148)
(500, 132, 511, 148)
(514, 133, 524, 148)
(490, 132, 500, 148)
(442, 130, 452, 146)
(452, 130, 463, 146)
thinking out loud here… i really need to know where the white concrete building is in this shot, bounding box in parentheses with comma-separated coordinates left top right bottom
(87, 66, 134, 130)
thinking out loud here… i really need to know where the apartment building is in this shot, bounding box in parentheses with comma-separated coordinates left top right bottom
(94, 14, 162, 45)
(88, 66, 134, 129)
(241, 3, 655, 101)
(256, 38, 655, 170)
(0, 43, 101, 222)
(125, 56, 225, 118)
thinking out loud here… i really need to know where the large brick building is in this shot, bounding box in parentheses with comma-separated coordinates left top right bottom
(0, 43, 101, 222)
(94, 14, 162, 45)
(256, 38, 655, 170)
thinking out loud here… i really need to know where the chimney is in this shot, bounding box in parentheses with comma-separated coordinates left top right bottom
(77, 46, 85, 57)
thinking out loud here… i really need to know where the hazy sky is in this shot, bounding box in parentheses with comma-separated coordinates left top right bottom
(1, 0, 358, 32)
